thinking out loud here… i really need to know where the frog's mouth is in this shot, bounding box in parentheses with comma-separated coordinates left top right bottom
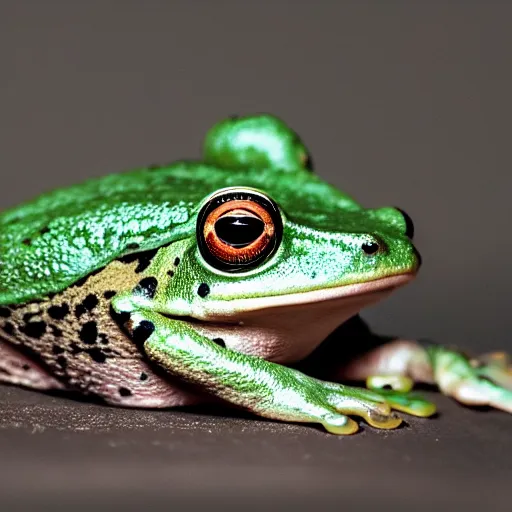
(194, 272, 416, 321)
(174, 272, 417, 364)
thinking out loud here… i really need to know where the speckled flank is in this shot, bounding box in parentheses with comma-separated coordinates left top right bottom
(0, 250, 200, 408)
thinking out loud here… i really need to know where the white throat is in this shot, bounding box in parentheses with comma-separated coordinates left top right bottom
(188, 274, 414, 364)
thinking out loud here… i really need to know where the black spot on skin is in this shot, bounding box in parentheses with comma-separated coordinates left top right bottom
(133, 277, 158, 300)
(0, 307, 11, 318)
(198, 283, 210, 298)
(79, 321, 98, 345)
(126, 242, 140, 250)
(140, 372, 148, 381)
(103, 290, 117, 300)
(118, 248, 159, 274)
(133, 252, 157, 273)
(86, 348, 106, 363)
(48, 303, 70, 320)
(82, 294, 99, 312)
(73, 276, 89, 288)
(70, 343, 81, 355)
(174, 257, 180, 266)
(22, 364, 30, 371)
(99, 333, 109, 345)
(6, 213, 22, 224)
(3, 322, 14, 335)
(22, 238, 32, 246)
(20, 321, 47, 339)
(52, 345, 65, 355)
(132, 321, 155, 345)
(74, 304, 86, 318)
(57, 356, 67, 368)
(39, 226, 50, 235)
(311, 271, 317, 279)
(23, 312, 38, 323)
(212, 338, 226, 348)
(119, 387, 132, 397)
(109, 305, 131, 326)
(167, 270, 174, 277)
(50, 325, 63, 337)
(117, 253, 139, 264)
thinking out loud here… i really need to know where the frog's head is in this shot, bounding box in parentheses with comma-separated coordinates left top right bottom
(146, 114, 421, 361)
(178, 184, 419, 314)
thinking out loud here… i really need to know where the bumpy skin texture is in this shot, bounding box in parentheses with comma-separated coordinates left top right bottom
(0, 114, 510, 435)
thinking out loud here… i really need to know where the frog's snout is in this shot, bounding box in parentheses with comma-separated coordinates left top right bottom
(395, 208, 414, 239)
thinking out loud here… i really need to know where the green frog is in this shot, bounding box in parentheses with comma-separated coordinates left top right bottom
(0, 114, 510, 434)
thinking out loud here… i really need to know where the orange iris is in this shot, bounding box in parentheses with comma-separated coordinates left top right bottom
(202, 200, 275, 266)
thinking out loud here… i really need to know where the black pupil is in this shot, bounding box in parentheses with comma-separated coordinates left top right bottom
(215, 215, 265, 247)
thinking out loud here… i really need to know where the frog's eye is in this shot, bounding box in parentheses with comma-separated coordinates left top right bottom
(197, 189, 283, 272)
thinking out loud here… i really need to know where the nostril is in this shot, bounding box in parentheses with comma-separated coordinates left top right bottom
(361, 241, 380, 255)
(395, 207, 415, 239)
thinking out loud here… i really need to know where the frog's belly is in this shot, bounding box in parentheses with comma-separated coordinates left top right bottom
(190, 288, 395, 364)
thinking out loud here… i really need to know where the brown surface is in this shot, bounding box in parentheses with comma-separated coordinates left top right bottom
(1, 385, 510, 511)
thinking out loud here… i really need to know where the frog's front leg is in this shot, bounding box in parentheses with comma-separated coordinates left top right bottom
(111, 296, 428, 435)
(338, 339, 512, 413)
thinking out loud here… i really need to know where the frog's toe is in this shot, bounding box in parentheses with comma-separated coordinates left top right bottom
(330, 392, 403, 430)
(374, 388, 437, 417)
(321, 413, 359, 435)
(366, 374, 414, 393)
(365, 375, 436, 416)
(364, 409, 403, 430)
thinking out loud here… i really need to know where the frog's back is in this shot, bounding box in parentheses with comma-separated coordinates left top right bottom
(0, 163, 213, 305)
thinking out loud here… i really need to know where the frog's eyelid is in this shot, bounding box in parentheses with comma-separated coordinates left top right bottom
(199, 186, 279, 208)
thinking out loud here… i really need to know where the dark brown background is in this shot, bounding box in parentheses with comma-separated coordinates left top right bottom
(0, 1, 511, 510)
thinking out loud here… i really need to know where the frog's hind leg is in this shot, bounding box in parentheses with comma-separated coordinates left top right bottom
(336, 340, 435, 386)
(338, 339, 512, 414)
(0, 337, 64, 391)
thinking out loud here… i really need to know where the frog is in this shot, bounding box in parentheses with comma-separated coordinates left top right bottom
(0, 114, 510, 435)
